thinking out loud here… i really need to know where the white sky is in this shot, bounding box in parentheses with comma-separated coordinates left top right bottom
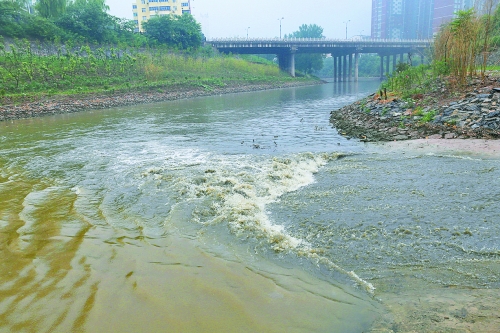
(106, 0, 372, 40)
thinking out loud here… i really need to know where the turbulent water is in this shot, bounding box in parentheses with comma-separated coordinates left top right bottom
(1, 80, 499, 332)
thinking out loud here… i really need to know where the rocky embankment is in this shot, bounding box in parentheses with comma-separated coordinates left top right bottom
(330, 76, 500, 141)
(0, 81, 318, 122)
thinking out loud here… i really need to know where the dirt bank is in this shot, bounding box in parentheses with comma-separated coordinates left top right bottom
(371, 138, 500, 159)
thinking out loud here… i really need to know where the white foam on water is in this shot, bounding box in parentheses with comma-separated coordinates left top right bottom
(178, 153, 328, 249)
(152, 151, 376, 293)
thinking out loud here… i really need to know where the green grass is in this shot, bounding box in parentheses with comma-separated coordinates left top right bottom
(380, 63, 446, 100)
(0, 40, 312, 104)
(419, 110, 437, 123)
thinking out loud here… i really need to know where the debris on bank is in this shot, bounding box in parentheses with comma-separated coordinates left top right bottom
(330, 75, 500, 142)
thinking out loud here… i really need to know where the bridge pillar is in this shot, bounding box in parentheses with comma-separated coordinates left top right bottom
(354, 53, 359, 82)
(332, 54, 337, 82)
(348, 54, 353, 82)
(277, 50, 296, 77)
(336, 55, 342, 82)
(290, 51, 296, 77)
(343, 55, 347, 82)
(392, 54, 397, 73)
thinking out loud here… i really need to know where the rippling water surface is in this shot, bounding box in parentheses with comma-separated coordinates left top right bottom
(1, 80, 499, 332)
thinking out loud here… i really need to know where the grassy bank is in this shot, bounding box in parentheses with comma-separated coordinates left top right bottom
(0, 39, 317, 105)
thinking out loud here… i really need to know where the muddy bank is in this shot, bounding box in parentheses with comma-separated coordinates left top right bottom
(330, 75, 500, 142)
(0, 80, 320, 122)
(371, 138, 500, 159)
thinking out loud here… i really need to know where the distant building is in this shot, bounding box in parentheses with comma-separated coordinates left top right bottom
(371, 0, 498, 39)
(132, 0, 191, 33)
(433, 0, 474, 33)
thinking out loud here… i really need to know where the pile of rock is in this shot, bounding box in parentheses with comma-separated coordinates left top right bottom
(432, 89, 500, 131)
(330, 82, 500, 142)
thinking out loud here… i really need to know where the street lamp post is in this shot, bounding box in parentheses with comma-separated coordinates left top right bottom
(246, 27, 250, 39)
(343, 20, 350, 40)
(278, 17, 284, 39)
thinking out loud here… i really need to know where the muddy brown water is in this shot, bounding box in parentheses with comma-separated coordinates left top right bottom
(1, 80, 498, 332)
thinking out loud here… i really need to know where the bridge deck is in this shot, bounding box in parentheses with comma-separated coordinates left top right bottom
(208, 38, 433, 77)
(208, 38, 433, 55)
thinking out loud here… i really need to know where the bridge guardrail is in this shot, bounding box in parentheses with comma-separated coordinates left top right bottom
(208, 37, 433, 44)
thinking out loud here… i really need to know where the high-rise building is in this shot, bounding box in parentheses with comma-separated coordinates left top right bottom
(371, 0, 433, 39)
(433, 0, 474, 33)
(132, 0, 191, 33)
(371, 0, 496, 39)
(405, 0, 434, 38)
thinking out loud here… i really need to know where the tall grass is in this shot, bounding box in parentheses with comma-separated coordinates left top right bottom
(384, 3, 499, 98)
(380, 64, 446, 99)
(433, 3, 498, 85)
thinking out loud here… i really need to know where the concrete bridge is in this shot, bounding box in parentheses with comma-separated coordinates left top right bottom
(208, 38, 433, 79)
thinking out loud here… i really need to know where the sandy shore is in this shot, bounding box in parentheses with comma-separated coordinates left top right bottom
(371, 138, 500, 159)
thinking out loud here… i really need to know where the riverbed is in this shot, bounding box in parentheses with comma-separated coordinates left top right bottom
(1, 80, 498, 332)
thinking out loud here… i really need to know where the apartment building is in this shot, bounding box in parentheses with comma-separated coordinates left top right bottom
(433, 0, 474, 33)
(371, 0, 497, 39)
(132, 0, 191, 32)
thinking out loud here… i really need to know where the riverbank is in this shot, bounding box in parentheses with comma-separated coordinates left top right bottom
(372, 138, 500, 158)
(330, 74, 500, 142)
(0, 80, 322, 122)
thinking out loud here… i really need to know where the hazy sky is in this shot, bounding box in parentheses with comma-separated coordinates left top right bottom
(106, 0, 372, 40)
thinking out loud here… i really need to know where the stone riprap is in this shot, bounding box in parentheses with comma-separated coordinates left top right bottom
(330, 78, 500, 142)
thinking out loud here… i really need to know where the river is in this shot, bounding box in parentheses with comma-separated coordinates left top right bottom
(1, 80, 499, 332)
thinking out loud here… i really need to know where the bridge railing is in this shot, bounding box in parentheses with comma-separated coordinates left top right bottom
(208, 37, 433, 44)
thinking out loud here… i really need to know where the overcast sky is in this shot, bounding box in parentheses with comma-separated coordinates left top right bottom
(106, 0, 372, 40)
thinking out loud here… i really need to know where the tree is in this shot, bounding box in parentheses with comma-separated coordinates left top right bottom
(0, 1, 62, 39)
(4, 0, 32, 10)
(35, 0, 67, 19)
(56, 0, 114, 43)
(142, 14, 202, 50)
(288, 24, 324, 40)
(0, 1, 25, 36)
(286, 24, 324, 74)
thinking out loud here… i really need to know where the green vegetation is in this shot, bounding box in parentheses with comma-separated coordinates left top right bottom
(142, 14, 202, 50)
(433, 1, 500, 84)
(381, 2, 500, 102)
(420, 110, 437, 123)
(36, 0, 68, 19)
(380, 64, 439, 99)
(0, 1, 314, 105)
(0, 37, 308, 104)
(285, 24, 324, 74)
(0, 0, 200, 48)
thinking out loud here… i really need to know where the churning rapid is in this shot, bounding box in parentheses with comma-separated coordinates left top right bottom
(1, 80, 499, 332)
